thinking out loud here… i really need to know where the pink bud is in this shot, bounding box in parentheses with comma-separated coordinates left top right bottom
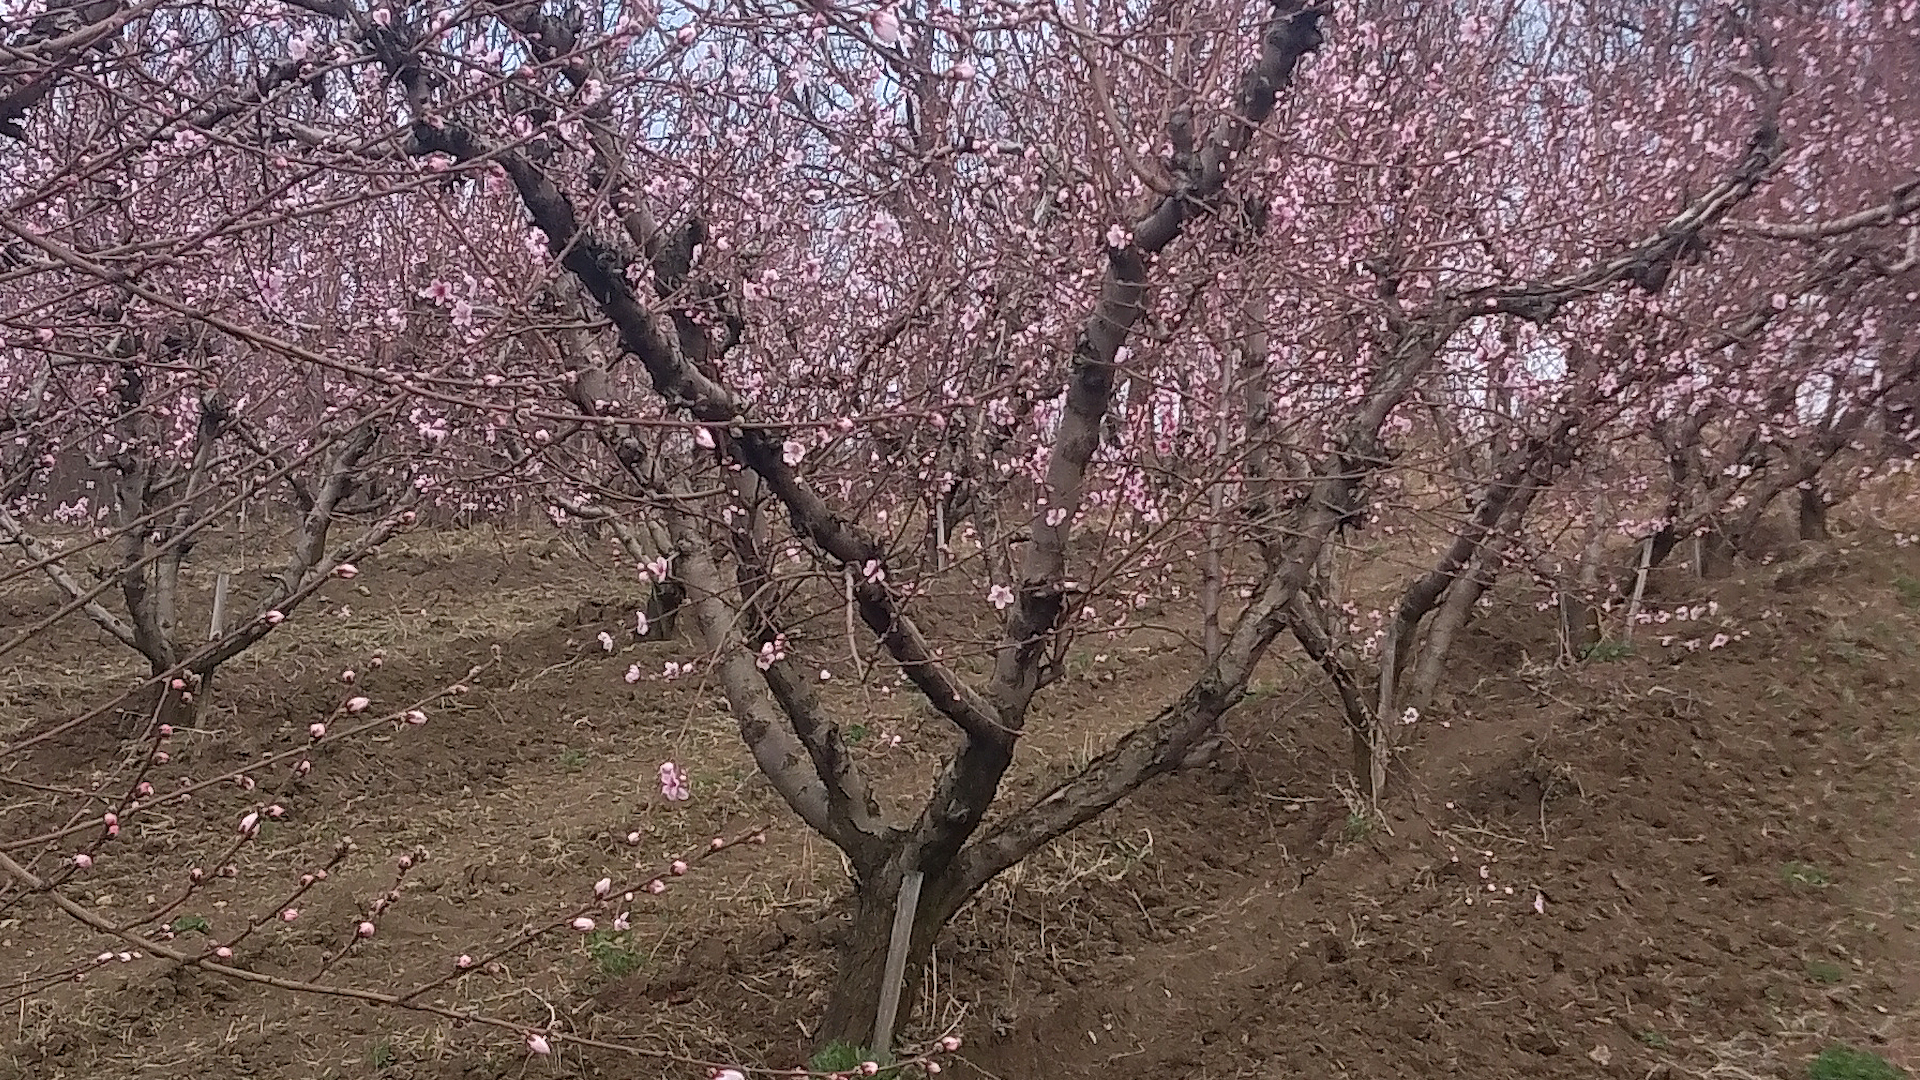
(860, 1063, 879, 1076)
(341, 669, 356, 684)
(526, 1033, 551, 1056)
(102, 812, 117, 828)
(870, 7, 900, 43)
(334, 563, 359, 579)
(370, 654, 384, 668)
(309, 723, 326, 739)
(670, 860, 688, 876)
(939, 1035, 962, 1052)
(593, 877, 612, 898)
(106, 823, 119, 837)
(625, 831, 641, 845)
(571, 916, 595, 932)
(136, 782, 153, 796)
(266, 804, 286, 819)
(404, 709, 427, 725)
(214, 946, 232, 959)
(238, 812, 260, 836)
(280, 908, 299, 922)
(170, 678, 187, 691)
(397, 854, 414, 870)
(265, 610, 285, 625)
(345, 696, 370, 713)
(189, 866, 205, 882)
(357, 921, 376, 938)
(456, 954, 474, 968)
(646, 879, 666, 894)
(73, 853, 93, 869)
(709, 837, 725, 851)
(153, 751, 170, 764)
(926, 1064, 941, 1074)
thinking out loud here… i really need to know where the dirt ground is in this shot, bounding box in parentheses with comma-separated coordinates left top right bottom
(2, 521, 1915, 1080)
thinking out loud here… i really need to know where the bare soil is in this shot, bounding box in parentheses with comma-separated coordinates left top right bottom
(2, 524, 1915, 1080)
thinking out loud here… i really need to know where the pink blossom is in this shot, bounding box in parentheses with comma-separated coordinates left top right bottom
(214, 946, 233, 959)
(613, 912, 631, 931)
(370, 8, 390, 26)
(404, 709, 428, 725)
(694, 425, 715, 449)
(281, 908, 299, 922)
(940, 1035, 962, 1052)
(238, 812, 260, 836)
(333, 562, 359, 579)
(869, 7, 899, 43)
(526, 1033, 551, 1056)
(73, 853, 93, 869)
(345, 696, 370, 713)
(598, 631, 614, 652)
(670, 859, 688, 876)
(988, 584, 1015, 610)
(357, 921, 376, 938)
(264, 610, 285, 625)
(594, 877, 612, 898)
(658, 761, 691, 801)
(635, 611, 650, 636)
(456, 954, 473, 968)
(309, 722, 326, 740)
(571, 916, 595, 932)
(341, 669, 356, 684)
(782, 439, 807, 466)
(624, 664, 642, 684)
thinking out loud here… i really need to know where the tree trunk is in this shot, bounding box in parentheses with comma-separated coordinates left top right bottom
(1798, 484, 1829, 541)
(815, 865, 962, 1054)
(1694, 527, 1735, 579)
